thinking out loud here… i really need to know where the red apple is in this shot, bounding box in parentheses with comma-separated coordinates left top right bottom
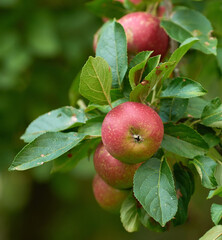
(94, 142, 141, 189)
(92, 174, 129, 212)
(157, 6, 166, 18)
(101, 102, 164, 164)
(118, 12, 169, 57)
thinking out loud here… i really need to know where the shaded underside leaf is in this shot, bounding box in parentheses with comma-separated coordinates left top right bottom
(138, 208, 167, 232)
(120, 193, 140, 233)
(173, 163, 195, 226)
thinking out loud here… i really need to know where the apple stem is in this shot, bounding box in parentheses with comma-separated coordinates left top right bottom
(133, 134, 143, 143)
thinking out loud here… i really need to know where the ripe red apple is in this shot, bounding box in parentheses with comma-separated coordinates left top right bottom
(157, 6, 166, 18)
(92, 174, 129, 212)
(101, 102, 164, 164)
(118, 12, 169, 57)
(94, 142, 141, 189)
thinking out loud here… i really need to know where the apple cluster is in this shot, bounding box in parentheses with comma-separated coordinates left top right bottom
(92, 6, 168, 213)
(93, 102, 164, 212)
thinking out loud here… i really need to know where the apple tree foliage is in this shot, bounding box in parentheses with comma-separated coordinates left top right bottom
(9, 0, 222, 238)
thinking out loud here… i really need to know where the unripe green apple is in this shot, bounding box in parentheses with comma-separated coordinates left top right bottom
(118, 12, 169, 57)
(94, 142, 141, 189)
(92, 174, 129, 212)
(101, 102, 164, 164)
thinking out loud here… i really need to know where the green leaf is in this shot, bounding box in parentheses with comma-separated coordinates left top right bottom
(129, 51, 153, 89)
(21, 107, 87, 143)
(96, 21, 128, 88)
(190, 156, 217, 189)
(110, 88, 125, 101)
(173, 163, 194, 226)
(160, 77, 207, 98)
(86, 98, 128, 114)
(159, 98, 188, 123)
(201, 98, 222, 128)
(164, 37, 199, 77)
(161, 8, 217, 55)
(215, 163, 222, 186)
(211, 204, 222, 225)
(134, 157, 178, 227)
(162, 123, 209, 158)
(52, 138, 100, 173)
(142, 55, 161, 78)
(129, 51, 152, 69)
(203, 134, 220, 149)
(186, 97, 209, 119)
(79, 56, 112, 106)
(120, 193, 140, 233)
(208, 186, 222, 199)
(130, 38, 198, 103)
(86, 0, 125, 19)
(199, 225, 222, 240)
(197, 125, 220, 148)
(138, 208, 166, 232)
(78, 116, 103, 137)
(9, 132, 86, 171)
(130, 61, 175, 102)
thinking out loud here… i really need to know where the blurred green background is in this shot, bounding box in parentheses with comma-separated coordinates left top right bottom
(0, 0, 221, 239)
